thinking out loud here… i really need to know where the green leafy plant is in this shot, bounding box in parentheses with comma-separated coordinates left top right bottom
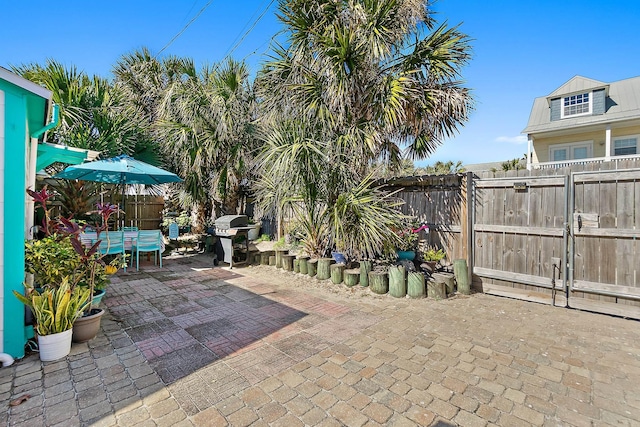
(273, 236, 286, 249)
(423, 247, 446, 262)
(14, 279, 90, 335)
(24, 187, 124, 309)
(176, 211, 191, 227)
(255, 234, 271, 242)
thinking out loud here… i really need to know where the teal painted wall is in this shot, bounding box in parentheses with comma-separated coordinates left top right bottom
(0, 79, 45, 358)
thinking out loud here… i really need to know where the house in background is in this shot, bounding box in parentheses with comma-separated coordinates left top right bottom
(0, 67, 97, 359)
(523, 75, 640, 169)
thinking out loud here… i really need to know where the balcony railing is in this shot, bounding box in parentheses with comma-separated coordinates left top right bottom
(531, 154, 640, 170)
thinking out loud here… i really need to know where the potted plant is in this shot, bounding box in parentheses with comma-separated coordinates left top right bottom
(422, 246, 446, 271)
(396, 228, 419, 260)
(14, 279, 90, 361)
(247, 218, 262, 241)
(25, 188, 124, 344)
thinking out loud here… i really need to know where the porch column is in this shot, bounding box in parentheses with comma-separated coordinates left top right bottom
(527, 137, 533, 170)
(605, 125, 612, 160)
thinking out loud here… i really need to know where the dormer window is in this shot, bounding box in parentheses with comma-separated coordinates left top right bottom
(561, 92, 591, 118)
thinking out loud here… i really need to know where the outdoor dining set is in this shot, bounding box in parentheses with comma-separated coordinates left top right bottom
(79, 228, 165, 271)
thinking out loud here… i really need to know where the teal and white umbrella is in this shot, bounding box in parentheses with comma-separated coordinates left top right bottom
(53, 154, 182, 225)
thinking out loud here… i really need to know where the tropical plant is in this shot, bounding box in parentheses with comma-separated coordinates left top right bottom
(501, 157, 526, 171)
(153, 57, 258, 229)
(415, 160, 466, 176)
(257, 0, 474, 174)
(14, 279, 90, 336)
(25, 187, 124, 305)
(423, 247, 446, 262)
(253, 0, 473, 259)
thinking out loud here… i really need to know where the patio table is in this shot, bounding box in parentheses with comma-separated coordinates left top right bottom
(79, 230, 165, 252)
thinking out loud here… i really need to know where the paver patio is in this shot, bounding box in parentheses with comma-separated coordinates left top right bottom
(2, 254, 639, 426)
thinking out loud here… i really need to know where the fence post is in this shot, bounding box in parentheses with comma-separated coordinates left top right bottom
(461, 172, 474, 289)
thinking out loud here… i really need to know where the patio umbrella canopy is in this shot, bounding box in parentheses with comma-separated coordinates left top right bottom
(53, 154, 182, 226)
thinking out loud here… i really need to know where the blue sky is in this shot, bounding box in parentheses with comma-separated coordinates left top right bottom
(2, 0, 639, 166)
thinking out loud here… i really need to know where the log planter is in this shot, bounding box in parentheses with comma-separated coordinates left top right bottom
(282, 254, 296, 271)
(260, 251, 273, 265)
(427, 279, 447, 300)
(307, 259, 318, 277)
(432, 272, 455, 295)
(368, 270, 389, 294)
(388, 265, 407, 298)
(344, 269, 360, 287)
(407, 272, 426, 298)
(298, 256, 310, 275)
(269, 255, 276, 266)
(453, 259, 470, 295)
(317, 258, 334, 280)
(275, 249, 288, 268)
(293, 258, 300, 273)
(330, 264, 346, 284)
(360, 260, 372, 287)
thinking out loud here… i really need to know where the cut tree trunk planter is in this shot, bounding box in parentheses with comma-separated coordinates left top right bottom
(432, 272, 455, 295)
(453, 259, 470, 295)
(407, 272, 426, 298)
(427, 279, 447, 300)
(307, 259, 318, 277)
(389, 265, 407, 298)
(368, 271, 389, 294)
(344, 269, 360, 287)
(72, 308, 105, 343)
(317, 258, 334, 280)
(360, 261, 372, 287)
(282, 254, 295, 271)
(298, 257, 310, 275)
(293, 259, 300, 273)
(275, 249, 288, 268)
(260, 251, 273, 265)
(269, 255, 276, 266)
(330, 264, 346, 284)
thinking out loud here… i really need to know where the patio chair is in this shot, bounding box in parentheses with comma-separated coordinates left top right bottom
(121, 226, 139, 232)
(95, 231, 127, 272)
(133, 230, 163, 271)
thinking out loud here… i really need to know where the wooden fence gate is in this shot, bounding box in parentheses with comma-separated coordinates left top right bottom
(568, 169, 640, 319)
(473, 167, 640, 320)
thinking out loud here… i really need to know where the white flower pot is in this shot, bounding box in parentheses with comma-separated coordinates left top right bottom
(248, 223, 261, 241)
(38, 329, 73, 362)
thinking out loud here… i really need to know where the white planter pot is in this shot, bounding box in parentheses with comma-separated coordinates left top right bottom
(247, 223, 261, 241)
(38, 329, 73, 362)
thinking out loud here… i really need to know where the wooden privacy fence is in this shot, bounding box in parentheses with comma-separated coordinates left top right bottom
(112, 195, 164, 230)
(388, 160, 640, 320)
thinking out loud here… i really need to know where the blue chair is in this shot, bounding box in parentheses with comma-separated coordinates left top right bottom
(95, 231, 127, 272)
(121, 226, 139, 232)
(133, 230, 163, 271)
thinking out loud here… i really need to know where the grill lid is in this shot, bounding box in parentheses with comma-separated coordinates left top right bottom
(215, 215, 248, 229)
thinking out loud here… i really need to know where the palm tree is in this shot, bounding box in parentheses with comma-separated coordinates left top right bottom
(415, 160, 465, 175)
(253, 0, 473, 257)
(13, 60, 157, 219)
(156, 58, 258, 228)
(258, 0, 473, 175)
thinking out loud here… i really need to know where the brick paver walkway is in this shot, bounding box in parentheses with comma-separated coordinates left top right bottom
(2, 254, 639, 426)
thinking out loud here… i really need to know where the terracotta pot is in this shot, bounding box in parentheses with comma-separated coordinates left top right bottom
(72, 309, 105, 343)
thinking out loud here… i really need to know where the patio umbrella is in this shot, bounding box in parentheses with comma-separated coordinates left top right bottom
(53, 154, 182, 226)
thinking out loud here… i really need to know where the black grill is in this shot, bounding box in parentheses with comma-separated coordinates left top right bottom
(214, 215, 248, 234)
(214, 215, 250, 267)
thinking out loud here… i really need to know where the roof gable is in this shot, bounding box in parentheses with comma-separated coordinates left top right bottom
(548, 75, 608, 98)
(0, 66, 51, 99)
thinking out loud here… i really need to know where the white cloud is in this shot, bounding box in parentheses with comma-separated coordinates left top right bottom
(495, 135, 528, 144)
